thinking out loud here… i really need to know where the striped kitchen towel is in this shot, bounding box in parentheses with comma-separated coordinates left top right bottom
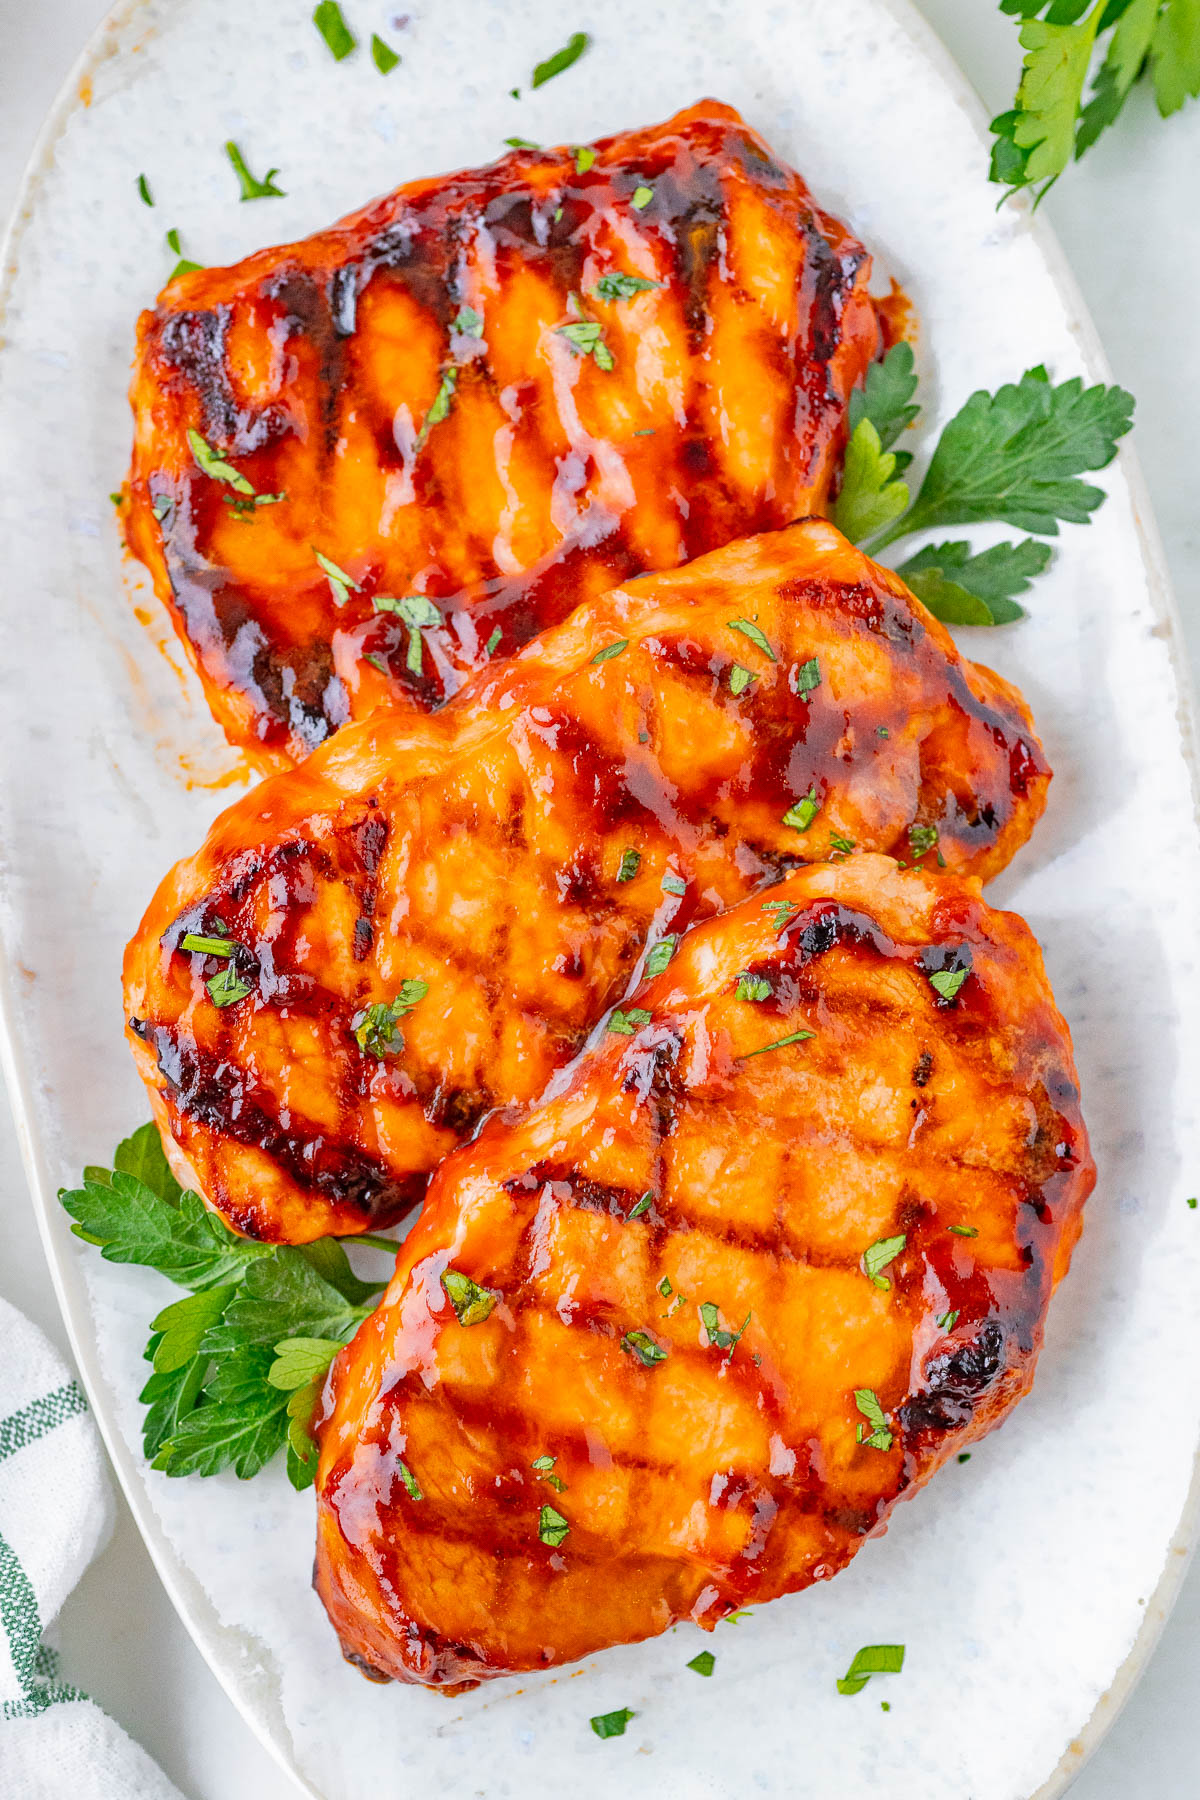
(0, 1295, 184, 1798)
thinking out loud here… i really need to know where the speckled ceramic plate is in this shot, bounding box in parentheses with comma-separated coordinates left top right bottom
(2, 1, 1199, 1796)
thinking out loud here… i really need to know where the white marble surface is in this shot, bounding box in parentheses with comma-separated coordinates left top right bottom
(0, 2, 1197, 1796)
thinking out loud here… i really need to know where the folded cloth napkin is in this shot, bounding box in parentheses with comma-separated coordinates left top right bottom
(0, 1295, 185, 1799)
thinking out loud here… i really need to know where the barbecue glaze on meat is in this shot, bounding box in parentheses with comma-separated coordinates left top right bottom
(124, 101, 883, 762)
(313, 855, 1094, 1689)
(123, 521, 1050, 1245)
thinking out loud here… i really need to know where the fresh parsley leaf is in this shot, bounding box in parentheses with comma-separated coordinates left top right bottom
(644, 937, 677, 976)
(627, 1192, 652, 1220)
(863, 1234, 906, 1291)
(180, 930, 238, 957)
(313, 0, 356, 60)
(621, 1330, 668, 1366)
(150, 1287, 234, 1373)
(590, 1707, 634, 1739)
(224, 141, 284, 202)
(871, 368, 1135, 548)
(836, 1643, 905, 1696)
(742, 1030, 814, 1058)
(735, 973, 771, 1002)
(631, 184, 654, 210)
(607, 1007, 651, 1035)
(574, 145, 597, 173)
(592, 272, 662, 301)
(899, 538, 1052, 626)
(908, 823, 939, 860)
(557, 319, 615, 371)
(832, 419, 910, 545)
(206, 964, 252, 1008)
(352, 981, 427, 1056)
(727, 618, 776, 661)
(687, 1650, 716, 1676)
(729, 663, 756, 696)
(830, 831, 856, 853)
(371, 32, 401, 73)
(761, 898, 800, 931)
(140, 1354, 208, 1463)
(266, 1336, 342, 1391)
(61, 1158, 270, 1288)
(532, 1454, 556, 1471)
(617, 848, 641, 882)
(661, 874, 686, 897)
(505, 136, 541, 149)
(849, 342, 920, 451)
(415, 367, 457, 450)
(441, 1268, 498, 1326)
(929, 966, 969, 1003)
(397, 1459, 423, 1500)
(853, 1387, 894, 1452)
(187, 429, 253, 495)
(699, 1302, 750, 1354)
(793, 656, 821, 700)
(657, 1277, 673, 1299)
(538, 1503, 570, 1546)
(591, 637, 629, 662)
(782, 787, 820, 832)
(199, 1254, 372, 1356)
(153, 1346, 290, 1480)
(937, 1309, 960, 1331)
(165, 227, 203, 279)
(137, 173, 154, 207)
(532, 31, 590, 87)
(485, 625, 502, 656)
(948, 1224, 979, 1238)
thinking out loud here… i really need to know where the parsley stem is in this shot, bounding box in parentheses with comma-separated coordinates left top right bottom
(339, 1232, 403, 1255)
(860, 511, 912, 557)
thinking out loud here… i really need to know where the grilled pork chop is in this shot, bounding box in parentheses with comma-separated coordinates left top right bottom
(124, 100, 882, 762)
(123, 521, 1050, 1244)
(313, 854, 1093, 1689)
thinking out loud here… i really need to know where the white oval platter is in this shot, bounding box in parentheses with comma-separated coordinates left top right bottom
(1, 1, 1199, 1796)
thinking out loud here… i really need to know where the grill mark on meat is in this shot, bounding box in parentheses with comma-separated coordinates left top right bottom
(900, 1320, 1008, 1435)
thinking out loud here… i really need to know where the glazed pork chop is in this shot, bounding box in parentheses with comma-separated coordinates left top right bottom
(313, 855, 1094, 1689)
(124, 100, 882, 762)
(123, 521, 1050, 1245)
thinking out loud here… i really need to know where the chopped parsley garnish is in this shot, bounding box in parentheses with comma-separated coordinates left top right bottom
(657, 1276, 673, 1298)
(782, 788, 820, 832)
(699, 1302, 750, 1355)
(644, 937, 677, 976)
(181, 931, 238, 957)
(729, 663, 756, 697)
(531, 1453, 556, 1471)
(621, 1329, 668, 1367)
(151, 494, 173, 524)
(574, 145, 596, 173)
(687, 1650, 716, 1676)
(591, 637, 629, 663)
(557, 319, 615, 371)
(735, 973, 771, 1002)
(929, 966, 968, 1003)
(441, 1268, 498, 1327)
(727, 618, 776, 661)
(837, 1643, 905, 1696)
(1190, 1197, 1199, 1210)
(165, 228, 203, 279)
(592, 272, 662, 301)
(862, 1234, 906, 1291)
(371, 32, 400, 73)
(761, 899, 799, 931)
(877, 725, 890, 738)
(742, 1029, 814, 1058)
(187, 430, 253, 495)
(948, 1224, 978, 1238)
(532, 31, 590, 88)
(206, 965, 253, 1009)
(224, 141, 284, 202)
(631, 184, 654, 210)
(617, 848, 641, 882)
(363, 652, 389, 677)
(662, 874, 686, 897)
(937, 1310, 960, 1331)
(853, 1388, 893, 1452)
(414, 367, 457, 450)
(374, 594, 441, 674)
(137, 173, 154, 207)
(504, 136, 541, 149)
(722, 1610, 753, 1625)
(484, 626, 502, 656)
(452, 304, 483, 338)
(315, 550, 359, 608)
(958, 1452, 971, 1464)
(397, 1459, 423, 1501)
(351, 980, 428, 1057)
(908, 822, 939, 859)
(794, 656, 821, 699)
(590, 1707, 634, 1739)
(313, 1, 356, 59)
(829, 831, 856, 853)
(627, 1192, 652, 1220)
(607, 1008, 651, 1035)
(538, 1504, 570, 1547)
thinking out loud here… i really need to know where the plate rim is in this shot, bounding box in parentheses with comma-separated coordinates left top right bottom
(1, 2, 1198, 1796)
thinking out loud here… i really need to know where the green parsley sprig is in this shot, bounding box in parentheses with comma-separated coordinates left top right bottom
(835, 342, 1134, 625)
(992, 1, 1200, 204)
(59, 1124, 397, 1490)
